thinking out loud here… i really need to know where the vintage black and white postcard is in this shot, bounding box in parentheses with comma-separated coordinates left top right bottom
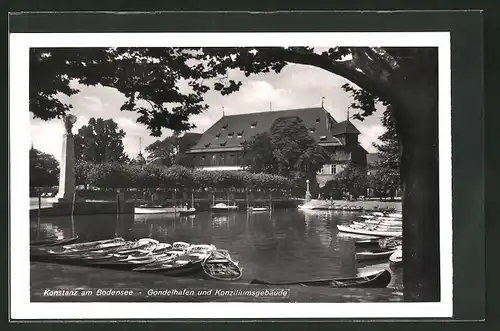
(8, 11, 473, 321)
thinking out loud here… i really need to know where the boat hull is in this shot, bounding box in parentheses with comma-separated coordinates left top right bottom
(355, 249, 396, 261)
(135, 207, 182, 214)
(249, 269, 391, 288)
(337, 225, 402, 237)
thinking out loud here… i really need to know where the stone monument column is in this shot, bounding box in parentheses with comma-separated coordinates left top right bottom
(56, 114, 77, 202)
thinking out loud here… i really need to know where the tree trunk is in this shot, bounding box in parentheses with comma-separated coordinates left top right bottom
(397, 96, 440, 302)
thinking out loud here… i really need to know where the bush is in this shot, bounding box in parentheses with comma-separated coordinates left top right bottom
(75, 162, 293, 192)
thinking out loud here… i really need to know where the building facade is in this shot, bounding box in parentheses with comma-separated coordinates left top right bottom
(186, 107, 367, 186)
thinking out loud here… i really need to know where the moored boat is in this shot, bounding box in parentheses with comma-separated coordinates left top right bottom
(202, 250, 242, 281)
(134, 205, 184, 214)
(172, 241, 191, 250)
(354, 238, 381, 248)
(249, 207, 270, 212)
(355, 248, 397, 261)
(389, 248, 403, 267)
(337, 224, 402, 237)
(30, 236, 79, 247)
(179, 207, 197, 215)
(249, 269, 391, 288)
(212, 203, 238, 212)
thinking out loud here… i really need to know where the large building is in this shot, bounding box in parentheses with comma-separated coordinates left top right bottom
(185, 107, 367, 186)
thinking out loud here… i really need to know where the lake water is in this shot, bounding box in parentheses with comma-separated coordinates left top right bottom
(30, 209, 403, 302)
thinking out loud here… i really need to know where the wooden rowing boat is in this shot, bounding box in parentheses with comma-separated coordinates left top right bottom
(337, 225, 402, 237)
(249, 207, 270, 212)
(389, 249, 403, 267)
(30, 236, 79, 247)
(354, 238, 382, 248)
(202, 250, 242, 281)
(355, 248, 396, 261)
(249, 269, 391, 288)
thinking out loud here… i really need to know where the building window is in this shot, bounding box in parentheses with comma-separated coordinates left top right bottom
(237, 130, 244, 138)
(204, 142, 211, 147)
(222, 124, 228, 129)
(309, 128, 315, 134)
(316, 117, 321, 123)
(320, 136, 327, 141)
(228, 132, 234, 138)
(331, 165, 336, 174)
(250, 121, 258, 128)
(215, 133, 221, 138)
(220, 141, 227, 146)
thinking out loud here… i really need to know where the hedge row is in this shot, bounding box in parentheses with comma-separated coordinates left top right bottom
(76, 162, 293, 191)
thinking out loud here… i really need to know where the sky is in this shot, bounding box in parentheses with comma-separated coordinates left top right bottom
(30, 62, 387, 163)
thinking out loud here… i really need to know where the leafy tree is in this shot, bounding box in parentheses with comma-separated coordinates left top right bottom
(319, 179, 343, 200)
(363, 107, 401, 199)
(269, 117, 330, 196)
(335, 162, 368, 199)
(30, 46, 439, 301)
(74, 117, 128, 164)
(145, 133, 200, 167)
(242, 116, 330, 196)
(241, 132, 275, 173)
(29, 148, 60, 188)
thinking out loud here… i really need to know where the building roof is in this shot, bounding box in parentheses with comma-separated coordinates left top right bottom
(330, 120, 362, 135)
(188, 107, 350, 153)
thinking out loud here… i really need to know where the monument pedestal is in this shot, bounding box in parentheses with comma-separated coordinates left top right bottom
(56, 133, 76, 203)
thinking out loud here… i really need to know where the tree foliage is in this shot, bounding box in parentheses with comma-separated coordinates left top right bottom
(370, 107, 401, 198)
(75, 161, 292, 191)
(319, 179, 343, 200)
(145, 133, 200, 167)
(241, 132, 275, 173)
(335, 162, 368, 199)
(74, 117, 128, 164)
(31, 47, 436, 137)
(29, 148, 60, 188)
(241, 116, 330, 196)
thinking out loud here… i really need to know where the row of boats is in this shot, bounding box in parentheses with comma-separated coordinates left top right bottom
(135, 203, 270, 215)
(31, 236, 394, 288)
(31, 237, 243, 281)
(337, 212, 403, 267)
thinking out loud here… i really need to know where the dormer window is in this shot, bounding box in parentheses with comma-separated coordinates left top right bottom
(204, 142, 211, 147)
(320, 136, 327, 141)
(222, 124, 228, 129)
(227, 132, 234, 138)
(316, 117, 321, 123)
(237, 130, 244, 138)
(309, 128, 316, 134)
(239, 140, 246, 146)
(220, 141, 227, 146)
(250, 121, 258, 128)
(215, 133, 221, 138)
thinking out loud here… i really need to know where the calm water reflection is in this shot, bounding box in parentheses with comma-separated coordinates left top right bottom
(30, 209, 403, 302)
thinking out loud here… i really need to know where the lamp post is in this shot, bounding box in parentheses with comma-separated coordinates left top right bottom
(305, 179, 312, 202)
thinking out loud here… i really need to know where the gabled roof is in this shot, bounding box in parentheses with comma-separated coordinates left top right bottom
(330, 120, 362, 135)
(188, 107, 344, 153)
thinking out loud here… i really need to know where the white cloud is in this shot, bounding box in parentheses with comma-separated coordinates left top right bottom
(81, 96, 103, 112)
(359, 124, 385, 153)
